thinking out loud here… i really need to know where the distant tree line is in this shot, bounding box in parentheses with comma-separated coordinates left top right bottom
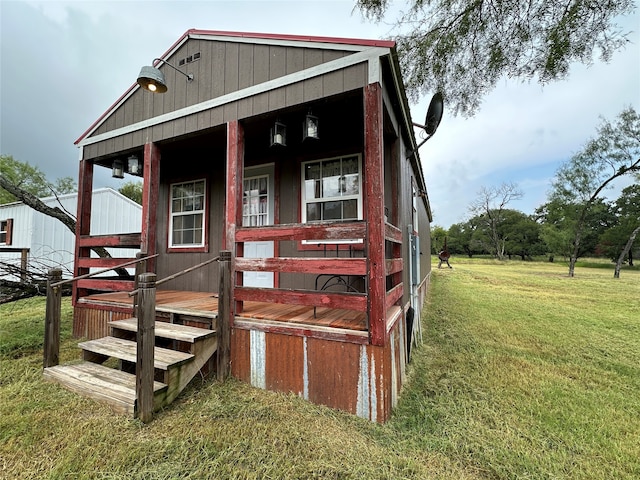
(433, 107, 640, 278)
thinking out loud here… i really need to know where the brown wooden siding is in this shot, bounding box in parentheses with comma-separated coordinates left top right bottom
(83, 41, 367, 161)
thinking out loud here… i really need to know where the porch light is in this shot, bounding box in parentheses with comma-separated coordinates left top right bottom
(127, 155, 141, 175)
(303, 110, 319, 141)
(137, 58, 194, 94)
(112, 159, 124, 179)
(270, 120, 287, 147)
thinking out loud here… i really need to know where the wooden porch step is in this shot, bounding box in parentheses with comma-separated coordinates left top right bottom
(43, 362, 167, 415)
(109, 318, 216, 343)
(79, 336, 194, 370)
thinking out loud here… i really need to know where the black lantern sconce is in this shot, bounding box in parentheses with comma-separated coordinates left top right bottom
(303, 110, 319, 141)
(127, 155, 141, 175)
(270, 120, 287, 147)
(112, 159, 124, 179)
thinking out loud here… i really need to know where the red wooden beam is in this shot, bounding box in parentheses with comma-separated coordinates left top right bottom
(235, 221, 366, 243)
(385, 282, 403, 311)
(385, 258, 403, 276)
(233, 318, 370, 345)
(77, 257, 139, 269)
(384, 223, 403, 244)
(364, 83, 386, 346)
(235, 286, 367, 312)
(73, 158, 94, 305)
(142, 142, 160, 270)
(226, 120, 245, 314)
(77, 233, 142, 248)
(76, 278, 136, 292)
(235, 257, 367, 275)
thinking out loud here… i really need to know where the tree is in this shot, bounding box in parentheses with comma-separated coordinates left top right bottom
(598, 184, 640, 278)
(0, 154, 75, 204)
(356, 0, 635, 115)
(549, 107, 640, 276)
(118, 181, 143, 205)
(430, 224, 448, 254)
(468, 182, 523, 259)
(500, 210, 545, 260)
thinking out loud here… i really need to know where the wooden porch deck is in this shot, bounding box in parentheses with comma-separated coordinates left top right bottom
(78, 290, 367, 332)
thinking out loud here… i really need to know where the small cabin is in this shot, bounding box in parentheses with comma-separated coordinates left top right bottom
(71, 30, 433, 422)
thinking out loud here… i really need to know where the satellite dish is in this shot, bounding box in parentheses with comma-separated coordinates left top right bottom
(424, 92, 443, 135)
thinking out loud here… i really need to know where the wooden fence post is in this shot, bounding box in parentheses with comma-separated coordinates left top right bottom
(43, 267, 62, 368)
(136, 272, 156, 423)
(217, 251, 232, 381)
(133, 252, 148, 318)
(20, 248, 29, 282)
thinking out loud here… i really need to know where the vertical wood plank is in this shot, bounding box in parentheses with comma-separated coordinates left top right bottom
(226, 120, 244, 313)
(217, 251, 232, 381)
(43, 268, 62, 368)
(73, 158, 93, 304)
(142, 143, 160, 272)
(136, 272, 156, 423)
(364, 83, 386, 346)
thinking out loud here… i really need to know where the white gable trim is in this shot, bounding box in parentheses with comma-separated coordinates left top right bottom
(78, 47, 389, 148)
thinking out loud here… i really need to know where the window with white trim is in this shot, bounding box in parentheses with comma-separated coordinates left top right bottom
(243, 175, 269, 227)
(302, 155, 362, 223)
(169, 179, 206, 247)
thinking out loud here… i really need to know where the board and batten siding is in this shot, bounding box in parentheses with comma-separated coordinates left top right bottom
(82, 41, 367, 161)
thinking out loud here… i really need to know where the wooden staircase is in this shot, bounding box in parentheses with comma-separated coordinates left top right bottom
(44, 318, 217, 417)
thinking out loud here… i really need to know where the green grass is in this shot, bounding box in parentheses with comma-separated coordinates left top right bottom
(1, 260, 639, 479)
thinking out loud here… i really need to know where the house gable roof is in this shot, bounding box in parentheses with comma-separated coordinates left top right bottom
(75, 29, 396, 146)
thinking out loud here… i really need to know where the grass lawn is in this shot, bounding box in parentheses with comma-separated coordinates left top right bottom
(1, 259, 638, 479)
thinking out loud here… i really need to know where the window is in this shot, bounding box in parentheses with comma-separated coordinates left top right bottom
(0, 219, 11, 245)
(243, 175, 269, 227)
(302, 155, 362, 223)
(169, 180, 206, 248)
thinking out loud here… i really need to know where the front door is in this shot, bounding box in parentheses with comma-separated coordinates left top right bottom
(242, 166, 274, 288)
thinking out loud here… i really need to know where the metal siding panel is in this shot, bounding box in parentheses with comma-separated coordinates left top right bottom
(265, 333, 304, 395)
(250, 329, 266, 388)
(231, 328, 251, 381)
(307, 337, 360, 414)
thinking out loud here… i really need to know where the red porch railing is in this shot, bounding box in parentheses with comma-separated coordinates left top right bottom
(74, 233, 142, 298)
(233, 220, 404, 345)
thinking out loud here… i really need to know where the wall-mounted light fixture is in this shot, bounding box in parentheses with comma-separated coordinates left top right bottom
(127, 155, 141, 175)
(112, 159, 124, 179)
(137, 58, 194, 93)
(270, 120, 287, 147)
(303, 110, 319, 141)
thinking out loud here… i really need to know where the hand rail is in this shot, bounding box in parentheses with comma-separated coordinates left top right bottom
(50, 254, 160, 288)
(128, 256, 220, 297)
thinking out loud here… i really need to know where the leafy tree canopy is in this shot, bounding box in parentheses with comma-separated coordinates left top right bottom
(0, 154, 75, 205)
(356, 0, 635, 114)
(118, 181, 143, 205)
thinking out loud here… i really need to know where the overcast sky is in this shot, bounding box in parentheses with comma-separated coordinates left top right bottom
(1, 1, 638, 228)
